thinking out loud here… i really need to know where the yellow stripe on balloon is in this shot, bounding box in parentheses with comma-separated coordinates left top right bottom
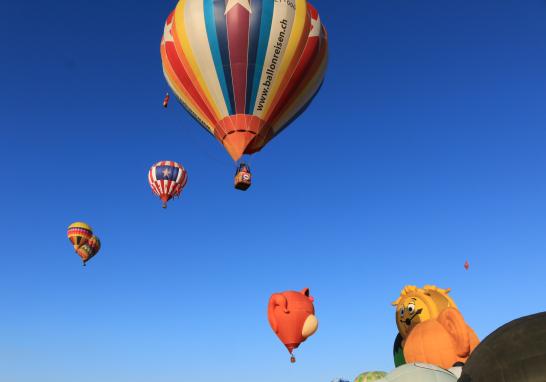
(173, 1, 223, 121)
(262, 0, 308, 118)
(264, 2, 310, 121)
(252, 0, 296, 118)
(168, 18, 219, 132)
(161, 47, 215, 130)
(161, 45, 216, 131)
(183, 0, 229, 119)
(68, 222, 92, 231)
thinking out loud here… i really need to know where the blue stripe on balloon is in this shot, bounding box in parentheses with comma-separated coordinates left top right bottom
(249, 0, 274, 112)
(205, 0, 233, 114)
(245, 0, 263, 114)
(213, 0, 236, 115)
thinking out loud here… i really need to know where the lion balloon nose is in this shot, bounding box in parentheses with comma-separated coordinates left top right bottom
(301, 314, 318, 338)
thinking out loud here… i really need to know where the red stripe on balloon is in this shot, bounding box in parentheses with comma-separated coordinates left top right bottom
(225, 4, 250, 114)
(164, 42, 218, 125)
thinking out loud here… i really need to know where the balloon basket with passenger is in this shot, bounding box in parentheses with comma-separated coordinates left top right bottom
(234, 163, 252, 191)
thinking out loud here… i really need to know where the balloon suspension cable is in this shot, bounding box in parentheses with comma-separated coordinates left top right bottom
(240, 153, 251, 169)
(246, 153, 252, 168)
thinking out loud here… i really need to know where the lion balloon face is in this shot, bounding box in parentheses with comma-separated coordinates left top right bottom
(392, 285, 458, 340)
(395, 295, 433, 339)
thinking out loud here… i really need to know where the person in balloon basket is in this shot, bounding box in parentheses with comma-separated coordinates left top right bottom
(234, 163, 252, 191)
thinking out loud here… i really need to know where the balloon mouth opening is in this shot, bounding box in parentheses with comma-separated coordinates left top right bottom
(222, 131, 257, 161)
(216, 114, 265, 160)
(285, 343, 299, 353)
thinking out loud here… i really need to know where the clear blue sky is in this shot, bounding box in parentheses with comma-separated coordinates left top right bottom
(1, 0, 546, 381)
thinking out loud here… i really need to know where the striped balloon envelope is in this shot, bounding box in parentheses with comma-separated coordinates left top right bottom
(148, 161, 188, 208)
(76, 235, 101, 266)
(160, 0, 328, 161)
(67, 222, 93, 249)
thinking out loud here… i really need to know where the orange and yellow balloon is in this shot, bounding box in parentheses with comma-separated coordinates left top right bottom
(67, 222, 101, 266)
(76, 235, 101, 266)
(67, 222, 93, 249)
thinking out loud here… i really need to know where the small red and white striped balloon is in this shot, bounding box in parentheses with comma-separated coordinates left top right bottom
(148, 161, 188, 208)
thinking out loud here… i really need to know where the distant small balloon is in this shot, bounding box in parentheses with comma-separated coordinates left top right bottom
(67, 222, 93, 249)
(148, 161, 188, 208)
(464, 260, 469, 271)
(76, 235, 101, 266)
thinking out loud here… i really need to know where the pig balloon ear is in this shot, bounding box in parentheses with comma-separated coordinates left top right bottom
(268, 294, 289, 333)
(272, 294, 289, 312)
(437, 308, 471, 357)
(301, 288, 310, 297)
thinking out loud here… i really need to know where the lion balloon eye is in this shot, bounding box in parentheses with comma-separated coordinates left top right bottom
(399, 308, 405, 316)
(407, 303, 415, 314)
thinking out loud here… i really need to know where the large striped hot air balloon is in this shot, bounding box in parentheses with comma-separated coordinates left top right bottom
(148, 161, 188, 208)
(160, 0, 328, 162)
